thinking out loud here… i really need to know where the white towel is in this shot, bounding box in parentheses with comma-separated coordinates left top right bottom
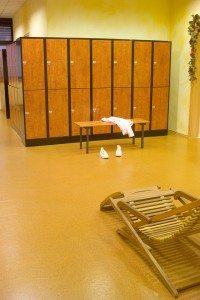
(102, 116, 134, 137)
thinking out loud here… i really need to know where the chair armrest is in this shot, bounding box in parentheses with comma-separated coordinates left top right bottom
(117, 201, 151, 224)
(100, 192, 124, 211)
(174, 191, 198, 203)
(151, 199, 200, 223)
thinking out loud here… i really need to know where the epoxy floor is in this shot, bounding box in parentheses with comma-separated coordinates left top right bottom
(0, 112, 200, 300)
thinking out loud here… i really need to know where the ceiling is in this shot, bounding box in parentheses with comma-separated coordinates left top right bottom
(0, 0, 27, 18)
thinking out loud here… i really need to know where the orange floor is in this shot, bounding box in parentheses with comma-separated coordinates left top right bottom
(0, 112, 200, 300)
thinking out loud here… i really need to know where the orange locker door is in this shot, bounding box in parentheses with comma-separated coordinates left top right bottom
(133, 88, 150, 131)
(46, 39, 68, 89)
(113, 40, 132, 87)
(151, 87, 169, 130)
(92, 88, 111, 134)
(92, 39, 111, 88)
(70, 39, 90, 88)
(24, 90, 47, 139)
(133, 41, 152, 88)
(153, 42, 171, 87)
(48, 89, 69, 137)
(113, 88, 132, 133)
(21, 39, 45, 90)
(71, 89, 90, 136)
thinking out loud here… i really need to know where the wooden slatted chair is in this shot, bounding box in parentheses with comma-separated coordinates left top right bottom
(100, 186, 200, 298)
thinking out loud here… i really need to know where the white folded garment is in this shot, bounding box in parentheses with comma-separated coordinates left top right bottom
(102, 116, 134, 137)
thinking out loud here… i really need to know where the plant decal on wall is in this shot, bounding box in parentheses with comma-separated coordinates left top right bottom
(188, 14, 200, 81)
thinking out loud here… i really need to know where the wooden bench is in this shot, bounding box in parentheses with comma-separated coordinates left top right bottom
(74, 118, 149, 153)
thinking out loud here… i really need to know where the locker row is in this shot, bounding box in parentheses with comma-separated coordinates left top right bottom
(6, 37, 171, 146)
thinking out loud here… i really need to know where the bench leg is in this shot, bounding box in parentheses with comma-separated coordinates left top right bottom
(141, 124, 144, 148)
(86, 127, 89, 153)
(132, 124, 135, 145)
(80, 128, 82, 149)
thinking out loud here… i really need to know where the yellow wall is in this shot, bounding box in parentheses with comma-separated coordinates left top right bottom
(12, 0, 200, 136)
(46, 0, 170, 40)
(13, 0, 47, 39)
(169, 0, 200, 135)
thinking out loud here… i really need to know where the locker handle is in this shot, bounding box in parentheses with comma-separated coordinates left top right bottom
(114, 107, 117, 110)
(93, 60, 96, 64)
(152, 105, 155, 109)
(47, 61, 51, 65)
(154, 61, 157, 64)
(49, 110, 52, 114)
(71, 109, 75, 113)
(134, 61, 138, 64)
(93, 108, 96, 112)
(133, 106, 136, 110)
(70, 61, 74, 64)
(114, 60, 117, 64)
(25, 111, 29, 115)
(23, 61, 27, 64)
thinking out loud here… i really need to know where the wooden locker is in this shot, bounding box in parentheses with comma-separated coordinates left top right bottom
(8, 85, 14, 121)
(0, 49, 10, 118)
(46, 39, 68, 89)
(48, 89, 69, 137)
(71, 89, 90, 136)
(7, 44, 13, 87)
(6, 46, 11, 85)
(0, 52, 5, 112)
(133, 41, 152, 87)
(92, 88, 111, 134)
(17, 87, 23, 132)
(133, 88, 150, 131)
(151, 87, 169, 130)
(21, 39, 45, 90)
(113, 40, 132, 87)
(153, 42, 171, 87)
(113, 88, 132, 133)
(14, 87, 20, 129)
(92, 39, 111, 88)
(12, 43, 18, 89)
(70, 39, 90, 88)
(24, 90, 47, 139)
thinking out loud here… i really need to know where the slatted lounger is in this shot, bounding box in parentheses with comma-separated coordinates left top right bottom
(100, 186, 200, 298)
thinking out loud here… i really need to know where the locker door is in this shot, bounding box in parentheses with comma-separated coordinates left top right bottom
(92, 40, 111, 88)
(13, 43, 18, 89)
(151, 87, 169, 130)
(113, 40, 132, 87)
(8, 85, 14, 121)
(24, 90, 47, 139)
(71, 89, 90, 135)
(46, 39, 68, 89)
(48, 89, 69, 137)
(0, 51, 5, 112)
(92, 88, 111, 134)
(21, 39, 45, 90)
(113, 88, 131, 133)
(133, 88, 150, 131)
(133, 41, 152, 87)
(70, 39, 90, 88)
(153, 42, 171, 87)
(14, 87, 20, 130)
(7, 44, 13, 87)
